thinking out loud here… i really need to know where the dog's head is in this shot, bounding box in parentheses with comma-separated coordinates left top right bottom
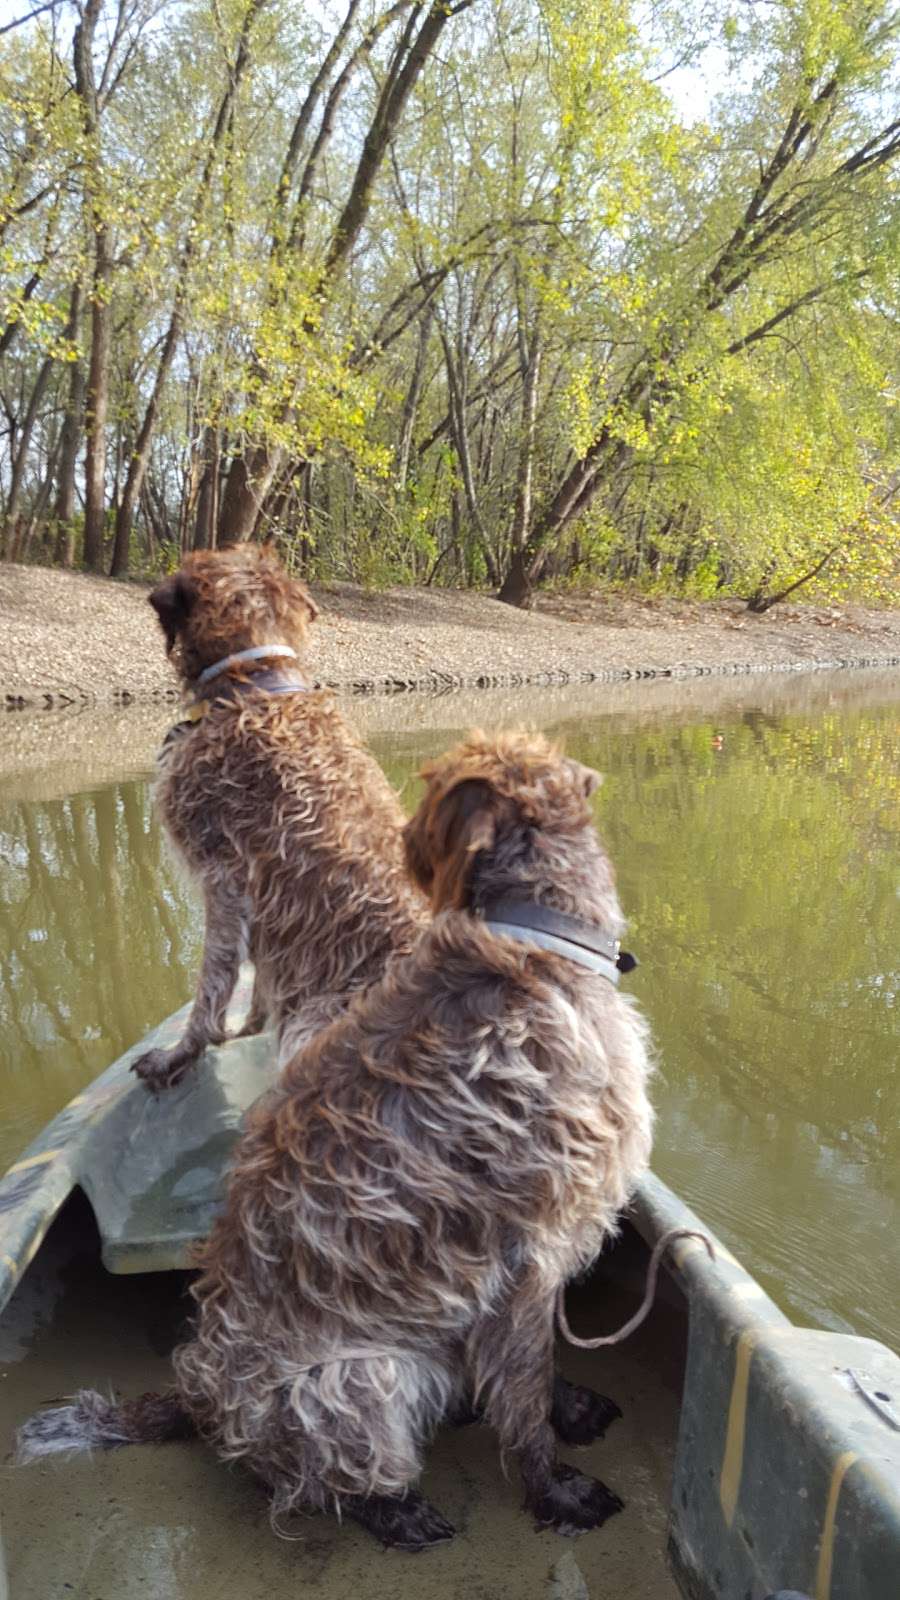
(148, 544, 319, 685)
(403, 730, 603, 913)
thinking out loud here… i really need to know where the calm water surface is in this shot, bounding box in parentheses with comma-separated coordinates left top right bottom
(1, 671, 897, 1346)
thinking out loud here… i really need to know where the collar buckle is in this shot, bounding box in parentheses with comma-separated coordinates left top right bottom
(480, 898, 638, 986)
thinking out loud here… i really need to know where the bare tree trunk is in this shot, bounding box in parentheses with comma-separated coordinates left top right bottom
(440, 327, 495, 575)
(74, 0, 111, 573)
(26, 426, 63, 557)
(495, 545, 533, 607)
(217, 442, 280, 544)
(216, 0, 474, 545)
(3, 353, 53, 550)
(81, 231, 111, 572)
(53, 280, 85, 566)
(139, 480, 160, 559)
(299, 460, 314, 570)
(395, 305, 433, 492)
(192, 426, 221, 550)
(109, 0, 270, 576)
(503, 326, 541, 599)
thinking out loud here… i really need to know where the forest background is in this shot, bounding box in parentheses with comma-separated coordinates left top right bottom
(1, 0, 898, 610)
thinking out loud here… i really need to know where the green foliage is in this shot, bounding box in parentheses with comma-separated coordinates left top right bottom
(0, 0, 898, 598)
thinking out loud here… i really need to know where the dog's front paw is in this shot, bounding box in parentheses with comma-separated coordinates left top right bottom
(552, 1379, 622, 1446)
(131, 1047, 196, 1093)
(530, 1463, 624, 1537)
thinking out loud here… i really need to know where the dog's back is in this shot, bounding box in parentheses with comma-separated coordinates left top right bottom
(158, 686, 424, 1032)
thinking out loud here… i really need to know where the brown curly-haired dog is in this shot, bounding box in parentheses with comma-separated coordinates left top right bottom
(132, 543, 425, 1090)
(19, 732, 653, 1550)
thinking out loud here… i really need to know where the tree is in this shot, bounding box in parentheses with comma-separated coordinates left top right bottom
(0, 0, 897, 605)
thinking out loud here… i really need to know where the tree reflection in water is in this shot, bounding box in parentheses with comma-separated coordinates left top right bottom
(0, 782, 200, 1167)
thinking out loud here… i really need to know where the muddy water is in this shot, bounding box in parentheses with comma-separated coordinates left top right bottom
(0, 668, 898, 1347)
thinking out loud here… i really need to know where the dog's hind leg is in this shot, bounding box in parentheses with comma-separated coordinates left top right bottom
(296, 1351, 457, 1552)
(469, 1279, 624, 1537)
(133, 879, 247, 1091)
(231, 963, 269, 1038)
(452, 1376, 622, 1442)
(551, 1375, 622, 1446)
(343, 1489, 456, 1551)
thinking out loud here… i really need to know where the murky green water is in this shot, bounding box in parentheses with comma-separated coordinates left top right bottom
(1, 670, 897, 1347)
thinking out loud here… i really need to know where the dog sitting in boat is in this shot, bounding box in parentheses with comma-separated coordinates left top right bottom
(18, 731, 653, 1550)
(132, 543, 425, 1090)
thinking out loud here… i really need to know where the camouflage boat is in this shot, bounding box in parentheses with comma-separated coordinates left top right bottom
(1, 973, 898, 1600)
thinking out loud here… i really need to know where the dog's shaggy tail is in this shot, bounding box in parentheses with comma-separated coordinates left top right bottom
(16, 1389, 195, 1462)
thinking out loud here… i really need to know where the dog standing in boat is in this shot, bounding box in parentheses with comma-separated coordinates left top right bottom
(19, 732, 653, 1549)
(132, 543, 425, 1090)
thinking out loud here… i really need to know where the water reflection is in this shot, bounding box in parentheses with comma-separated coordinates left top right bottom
(0, 784, 201, 1164)
(0, 671, 897, 1346)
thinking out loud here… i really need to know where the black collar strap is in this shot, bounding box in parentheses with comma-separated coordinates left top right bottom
(480, 898, 638, 985)
(168, 667, 312, 736)
(205, 667, 311, 701)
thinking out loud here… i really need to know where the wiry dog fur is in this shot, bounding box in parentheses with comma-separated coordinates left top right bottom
(131, 543, 425, 1089)
(20, 732, 653, 1550)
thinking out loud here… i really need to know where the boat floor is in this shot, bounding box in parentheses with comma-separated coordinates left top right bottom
(1, 1199, 683, 1599)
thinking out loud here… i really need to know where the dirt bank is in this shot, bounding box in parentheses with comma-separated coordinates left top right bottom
(2, 562, 899, 708)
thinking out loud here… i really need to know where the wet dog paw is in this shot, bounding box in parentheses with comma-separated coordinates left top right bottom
(347, 1488, 456, 1551)
(131, 1048, 194, 1092)
(552, 1379, 622, 1445)
(530, 1463, 624, 1537)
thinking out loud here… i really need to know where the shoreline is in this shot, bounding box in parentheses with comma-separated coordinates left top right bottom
(2, 561, 899, 709)
(6, 650, 900, 713)
(4, 664, 899, 805)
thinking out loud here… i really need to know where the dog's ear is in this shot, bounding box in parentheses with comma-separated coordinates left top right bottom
(148, 573, 197, 654)
(415, 777, 503, 910)
(403, 810, 434, 895)
(568, 759, 602, 799)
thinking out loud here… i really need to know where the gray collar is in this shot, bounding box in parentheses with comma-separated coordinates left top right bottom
(480, 898, 638, 986)
(196, 644, 298, 687)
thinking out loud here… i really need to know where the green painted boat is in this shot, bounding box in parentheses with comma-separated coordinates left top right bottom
(1, 972, 898, 1600)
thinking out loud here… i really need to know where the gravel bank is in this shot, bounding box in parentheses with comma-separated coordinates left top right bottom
(2, 563, 899, 709)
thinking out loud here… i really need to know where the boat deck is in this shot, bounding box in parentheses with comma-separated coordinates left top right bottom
(1, 1197, 683, 1600)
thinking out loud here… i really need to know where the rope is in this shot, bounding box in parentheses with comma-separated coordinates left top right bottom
(556, 1227, 715, 1349)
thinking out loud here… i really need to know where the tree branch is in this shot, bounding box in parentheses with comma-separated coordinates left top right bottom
(724, 271, 868, 355)
(0, 0, 58, 37)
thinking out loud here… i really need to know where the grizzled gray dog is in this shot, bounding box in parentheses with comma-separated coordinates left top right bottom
(19, 732, 653, 1552)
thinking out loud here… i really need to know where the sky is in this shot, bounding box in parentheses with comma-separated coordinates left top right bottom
(0, 0, 726, 128)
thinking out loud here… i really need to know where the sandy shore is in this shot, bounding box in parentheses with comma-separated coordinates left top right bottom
(2, 562, 899, 708)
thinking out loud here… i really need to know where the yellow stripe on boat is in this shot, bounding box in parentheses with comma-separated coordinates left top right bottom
(22, 1224, 50, 1271)
(6, 1149, 59, 1175)
(719, 1329, 758, 1526)
(815, 1450, 858, 1600)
